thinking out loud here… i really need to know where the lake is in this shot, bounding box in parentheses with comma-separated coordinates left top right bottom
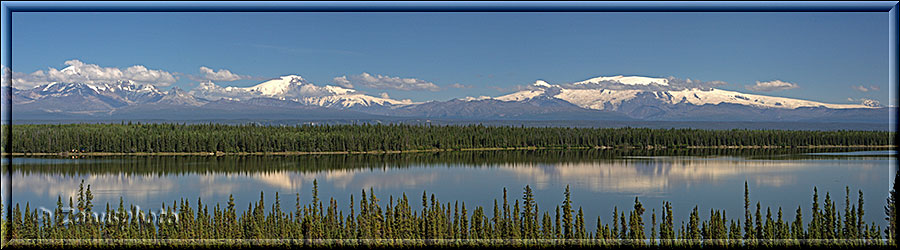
(2, 148, 895, 231)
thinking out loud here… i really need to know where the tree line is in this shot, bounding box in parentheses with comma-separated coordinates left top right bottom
(2, 123, 893, 153)
(10, 148, 873, 177)
(2, 179, 896, 248)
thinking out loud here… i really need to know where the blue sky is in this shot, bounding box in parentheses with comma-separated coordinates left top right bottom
(5, 11, 891, 104)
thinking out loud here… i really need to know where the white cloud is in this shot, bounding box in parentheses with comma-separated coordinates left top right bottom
(332, 76, 353, 88)
(7, 69, 54, 90)
(4, 60, 177, 89)
(379, 92, 390, 99)
(852, 85, 880, 92)
(448, 83, 472, 89)
(0, 65, 9, 87)
(745, 80, 798, 92)
(333, 72, 440, 91)
(194, 66, 251, 82)
(189, 81, 250, 101)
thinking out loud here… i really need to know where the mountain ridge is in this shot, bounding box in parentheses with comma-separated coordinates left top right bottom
(2, 74, 889, 126)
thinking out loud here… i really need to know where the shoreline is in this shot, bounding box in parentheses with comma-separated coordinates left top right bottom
(2, 145, 894, 157)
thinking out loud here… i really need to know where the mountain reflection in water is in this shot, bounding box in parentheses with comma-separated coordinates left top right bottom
(3, 148, 892, 229)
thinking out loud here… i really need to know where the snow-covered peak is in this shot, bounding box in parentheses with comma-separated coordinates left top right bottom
(533, 80, 553, 88)
(297, 93, 418, 108)
(189, 74, 417, 109)
(60, 65, 76, 72)
(110, 80, 159, 93)
(32, 80, 161, 95)
(40, 82, 59, 91)
(575, 75, 669, 86)
(58, 65, 82, 75)
(495, 89, 545, 102)
(20, 80, 166, 106)
(246, 75, 307, 96)
(494, 79, 558, 101)
(496, 83, 870, 110)
(861, 99, 881, 108)
(149, 87, 204, 106)
(664, 88, 867, 109)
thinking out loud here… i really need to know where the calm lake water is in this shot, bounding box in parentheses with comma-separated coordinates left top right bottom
(2, 148, 896, 231)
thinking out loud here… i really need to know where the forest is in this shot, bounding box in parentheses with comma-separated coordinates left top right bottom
(1, 178, 896, 248)
(1, 123, 893, 153)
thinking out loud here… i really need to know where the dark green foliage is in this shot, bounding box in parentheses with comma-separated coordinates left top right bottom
(628, 197, 645, 243)
(887, 169, 898, 245)
(562, 185, 573, 239)
(3, 123, 892, 153)
(0, 181, 891, 248)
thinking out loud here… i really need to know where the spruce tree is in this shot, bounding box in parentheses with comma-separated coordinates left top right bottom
(650, 209, 657, 246)
(886, 171, 897, 244)
(562, 185, 573, 239)
(522, 185, 535, 239)
(744, 181, 753, 243)
(629, 197, 646, 241)
(857, 189, 865, 240)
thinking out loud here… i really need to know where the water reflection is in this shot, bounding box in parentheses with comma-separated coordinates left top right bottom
(496, 157, 877, 195)
(4, 154, 888, 198)
(2, 149, 892, 229)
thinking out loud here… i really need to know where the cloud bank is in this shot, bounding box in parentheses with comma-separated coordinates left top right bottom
(3, 60, 177, 89)
(745, 80, 798, 92)
(447, 83, 473, 89)
(852, 85, 880, 92)
(333, 73, 440, 91)
(193, 66, 252, 82)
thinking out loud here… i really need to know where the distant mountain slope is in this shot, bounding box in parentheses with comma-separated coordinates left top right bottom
(190, 75, 416, 109)
(498, 80, 869, 110)
(3, 74, 890, 126)
(380, 96, 633, 121)
(493, 78, 881, 123)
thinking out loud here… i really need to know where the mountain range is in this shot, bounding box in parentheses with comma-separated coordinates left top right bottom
(3, 74, 892, 127)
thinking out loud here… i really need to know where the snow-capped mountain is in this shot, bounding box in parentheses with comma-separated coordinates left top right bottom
(482, 76, 884, 122)
(573, 75, 670, 86)
(11, 80, 170, 114)
(155, 87, 205, 106)
(190, 75, 416, 109)
(17, 80, 165, 105)
(497, 79, 870, 111)
(4, 74, 889, 125)
(382, 95, 632, 120)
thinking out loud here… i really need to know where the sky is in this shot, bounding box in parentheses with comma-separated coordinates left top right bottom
(4, 11, 892, 105)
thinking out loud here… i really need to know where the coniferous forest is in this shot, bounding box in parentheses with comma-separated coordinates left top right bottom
(2, 123, 896, 248)
(6, 3, 899, 249)
(0, 178, 896, 248)
(1, 123, 893, 154)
